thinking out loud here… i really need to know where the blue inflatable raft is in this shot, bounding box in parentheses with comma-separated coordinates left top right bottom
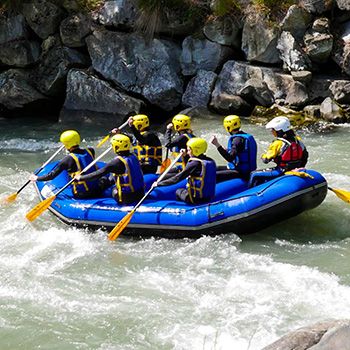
(33, 162, 328, 238)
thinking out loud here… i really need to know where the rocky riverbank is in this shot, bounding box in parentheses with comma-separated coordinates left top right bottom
(1, 0, 350, 127)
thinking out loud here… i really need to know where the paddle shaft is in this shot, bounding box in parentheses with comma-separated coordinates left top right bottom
(52, 147, 112, 197)
(18, 145, 65, 195)
(97, 120, 129, 147)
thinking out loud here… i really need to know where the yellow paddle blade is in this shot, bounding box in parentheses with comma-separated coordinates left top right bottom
(1, 192, 18, 204)
(329, 187, 350, 204)
(97, 134, 110, 148)
(26, 195, 56, 222)
(285, 171, 314, 179)
(108, 209, 135, 241)
(160, 158, 171, 174)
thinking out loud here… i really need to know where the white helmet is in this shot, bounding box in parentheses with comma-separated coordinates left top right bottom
(266, 116, 291, 132)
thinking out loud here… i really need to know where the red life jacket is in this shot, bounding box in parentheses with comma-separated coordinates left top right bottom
(276, 138, 304, 170)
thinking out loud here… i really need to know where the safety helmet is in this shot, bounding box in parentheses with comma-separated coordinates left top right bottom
(110, 134, 130, 153)
(172, 114, 191, 131)
(132, 114, 149, 131)
(266, 116, 291, 132)
(60, 130, 80, 149)
(187, 137, 207, 157)
(223, 115, 241, 133)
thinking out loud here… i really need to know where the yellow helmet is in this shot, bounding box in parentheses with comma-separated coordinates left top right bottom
(60, 130, 80, 149)
(110, 134, 130, 153)
(132, 114, 149, 131)
(187, 137, 207, 157)
(172, 114, 191, 131)
(223, 115, 241, 133)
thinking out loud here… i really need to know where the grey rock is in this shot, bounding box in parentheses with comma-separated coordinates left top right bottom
(0, 69, 46, 109)
(300, 0, 332, 14)
(86, 30, 183, 111)
(238, 78, 274, 106)
(60, 14, 91, 48)
(0, 15, 28, 45)
(181, 36, 233, 76)
(285, 81, 309, 107)
(262, 320, 350, 350)
(291, 70, 313, 84)
(210, 93, 252, 115)
(182, 70, 217, 107)
(309, 325, 350, 349)
(336, 0, 350, 11)
(281, 5, 313, 41)
(64, 69, 143, 115)
(0, 40, 41, 67)
(329, 80, 350, 104)
(22, 0, 65, 39)
(94, 0, 138, 28)
(320, 97, 346, 123)
(303, 104, 321, 118)
(203, 16, 242, 48)
(242, 13, 281, 64)
(277, 31, 312, 72)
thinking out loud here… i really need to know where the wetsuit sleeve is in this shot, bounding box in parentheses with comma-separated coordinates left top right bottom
(165, 129, 173, 147)
(36, 155, 74, 181)
(261, 140, 283, 162)
(131, 127, 160, 146)
(157, 161, 199, 186)
(87, 147, 95, 158)
(79, 158, 125, 181)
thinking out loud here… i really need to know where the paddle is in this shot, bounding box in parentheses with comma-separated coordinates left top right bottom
(285, 171, 350, 204)
(108, 152, 183, 241)
(159, 147, 171, 174)
(25, 147, 112, 222)
(96, 120, 129, 148)
(1, 145, 65, 205)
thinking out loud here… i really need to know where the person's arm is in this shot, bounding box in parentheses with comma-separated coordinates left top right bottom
(261, 140, 283, 163)
(36, 156, 73, 181)
(165, 128, 173, 146)
(166, 134, 186, 149)
(158, 161, 198, 186)
(79, 158, 125, 182)
(130, 125, 148, 144)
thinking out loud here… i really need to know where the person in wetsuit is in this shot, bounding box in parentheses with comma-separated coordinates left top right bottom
(210, 115, 257, 183)
(113, 115, 162, 174)
(75, 134, 145, 205)
(29, 130, 101, 199)
(248, 116, 309, 188)
(155, 138, 216, 204)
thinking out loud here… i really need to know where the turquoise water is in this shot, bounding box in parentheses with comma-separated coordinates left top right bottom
(0, 117, 349, 349)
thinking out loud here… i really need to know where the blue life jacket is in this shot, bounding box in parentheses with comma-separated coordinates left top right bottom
(113, 154, 144, 203)
(227, 133, 257, 175)
(69, 149, 99, 195)
(187, 157, 216, 203)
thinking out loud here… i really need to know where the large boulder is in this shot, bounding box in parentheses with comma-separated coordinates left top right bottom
(182, 70, 217, 108)
(22, 0, 65, 39)
(336, 0, 350, 11)
(86, 30, 183, 111)
(304, 18, 333, 64)
(203, 16, 242, 48)
(280, 5, 313, 41)
(320, 97, 347, 123)
(0, 69, 47, 109)
(60, 14, 92, 48)
(0, 40, 41, 67)
(0, 15, 28, 45)
(242, 12, 281, 64)
(285, 81, 309, 107)
(181, 36, 233, 76)
(64, 69, 143, 115)
(300, 0, 333, 14)
(277, 31, 312, 71)
(34, 36, 90, 96)
(262, 320, 350, 350)
(93, 0, 138, 29)
(332, 21, 350, 77)
(238, 78, 275, 106)
(329, 80, 350, 104)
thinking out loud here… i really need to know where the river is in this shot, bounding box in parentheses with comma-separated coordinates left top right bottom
(0, 117, 349, 350)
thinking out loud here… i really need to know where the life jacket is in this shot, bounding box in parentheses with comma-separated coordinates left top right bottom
(113, 154, 144, 203)
(186, 157, 216, 203)
(132, 132, 162, 167)
(227, 133, 257, 175)
(69, 149, 99, 195)
(172, 132, 194, 171)
(275, 137, 304, 170)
